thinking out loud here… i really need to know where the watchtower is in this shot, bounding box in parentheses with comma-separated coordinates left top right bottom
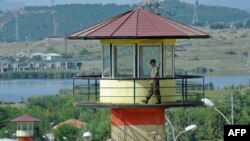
(69, 8, 209, 141)
(11, 114, 40, 141)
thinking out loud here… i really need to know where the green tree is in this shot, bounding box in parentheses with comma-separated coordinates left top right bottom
(46, 47, 58, 53)
(0, 107, 8, 128)
(54, 124, 79, 141)
(62, 53, 73, 59)
(79, 49, 90, 57)
(79, 109, 111, 141)
(32, 55, 42, 61)
(19, 56, 28, 62)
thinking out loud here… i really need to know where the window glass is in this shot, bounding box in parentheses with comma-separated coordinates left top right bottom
(28, 123, 33, 130)
(22, 123, 28, 130)
(113, 45, 134, 77)
(17, 124, 22, 130)
(102, 45, 110, 77)
(139, 45, 161, 77)
(163, 45, 174, 77)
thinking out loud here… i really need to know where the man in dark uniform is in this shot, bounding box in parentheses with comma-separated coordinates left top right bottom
(142, 59, 161, 104)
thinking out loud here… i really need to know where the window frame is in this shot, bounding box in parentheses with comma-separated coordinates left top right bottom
(111, 44, 136, 78)
(137, 44, 163, 78)
(163, 44, 175, 77)
(102, 44, 111, 78)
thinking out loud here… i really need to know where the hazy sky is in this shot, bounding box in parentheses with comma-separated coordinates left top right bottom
(5, 0, 250, 9)
(7, 0, 139, 5)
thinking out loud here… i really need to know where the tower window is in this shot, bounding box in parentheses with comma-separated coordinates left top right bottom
(113, 45, 134, 77)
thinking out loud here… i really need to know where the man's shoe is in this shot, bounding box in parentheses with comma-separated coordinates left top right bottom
(155, 100, 161, 104)
(141, 100, 148, 104)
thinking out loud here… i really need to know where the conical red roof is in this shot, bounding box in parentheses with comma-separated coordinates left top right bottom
(11, 114, 40, 122)
(69, 8, 209, 39)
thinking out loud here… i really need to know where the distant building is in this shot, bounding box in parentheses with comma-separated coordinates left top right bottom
(0, 60, 11, 73)
(228, 24, 237, 30)
(42, 53, 62, 61)
(16, 51, 28, 57)
(1, 58, 85, 73)
(30, 53, 44, 59)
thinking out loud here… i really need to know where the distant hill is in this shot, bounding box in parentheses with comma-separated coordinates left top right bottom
(0, 2, 249, 42)
(0, 4, 132, 42)
(0, 0, 24, 10)
(162, 1, 249, 24)
(182, 0, 250, 10)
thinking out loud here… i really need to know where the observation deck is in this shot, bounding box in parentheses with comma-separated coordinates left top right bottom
(73, 75, 204, 108)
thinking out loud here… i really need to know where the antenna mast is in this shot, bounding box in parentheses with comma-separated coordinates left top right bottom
(192, 0, 199, 25)
(138, 0, 160, 13)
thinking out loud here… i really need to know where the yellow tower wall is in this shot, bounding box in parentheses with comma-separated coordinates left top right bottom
(100, 79, 178, 104)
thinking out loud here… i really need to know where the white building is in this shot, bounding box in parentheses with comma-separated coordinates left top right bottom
(42, 53, 62, 61)
(0, 138, 16, 141)
(30, 52, 44, 59)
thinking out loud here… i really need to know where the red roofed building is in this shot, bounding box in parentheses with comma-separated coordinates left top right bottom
(52, 118, 86, 130)
(11, 114, 40, 141)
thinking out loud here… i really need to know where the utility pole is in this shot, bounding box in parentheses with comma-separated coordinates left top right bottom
(247, 49, 250, 90)
(64, 37, 67, 54)
(52, 12, 58, 36)
(51, 0, 55, 7)
(15, 13, 20, 41)
(51, 0, 57, 36)
(3, 33, 5, 45)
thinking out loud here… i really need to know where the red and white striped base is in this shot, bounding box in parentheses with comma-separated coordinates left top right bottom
(17, 137, 33, 141)
(111, 108, 165, 141)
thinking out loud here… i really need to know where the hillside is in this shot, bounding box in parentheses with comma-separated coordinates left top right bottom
(182, 0, 250, 10)
(164, 2, 250, 24)
(175, 28, 250, 76)
(0, 28, 250, 76)
(0, 2, 249, 42)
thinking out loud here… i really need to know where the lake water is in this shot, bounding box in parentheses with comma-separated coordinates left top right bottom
(0, 76, 248, 102)
(0, 79, 73, 102)
(205, 76, 247, 89)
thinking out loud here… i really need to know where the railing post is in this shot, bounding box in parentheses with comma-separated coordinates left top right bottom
(185, 77, 188, 102)
(182, 78, 184, 103)
(134, 79, 136, 104)
(95, 78, 98, 102)
(88, 78, 90, 102)
(73, 77, 75, 98)
(203, 76, 205, 99)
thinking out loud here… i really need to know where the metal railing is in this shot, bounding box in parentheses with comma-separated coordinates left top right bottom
(73, 75, 204, 106)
